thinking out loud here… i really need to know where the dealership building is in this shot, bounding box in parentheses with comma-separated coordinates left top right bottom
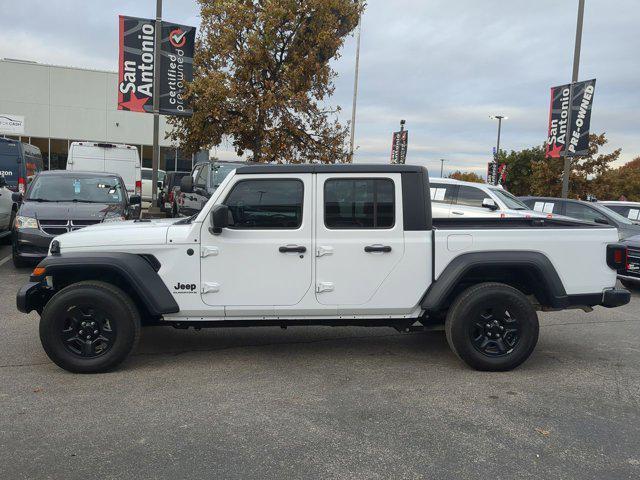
(0, 58, 206, 171)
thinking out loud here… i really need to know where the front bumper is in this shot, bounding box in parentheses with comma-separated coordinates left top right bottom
(16, 280, 51, 314)
(14, 228, 52, 259)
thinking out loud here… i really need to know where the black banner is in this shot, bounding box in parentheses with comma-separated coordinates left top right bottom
(390, 130, 408, 164)
(118, 15, 195, 116)
(546, 79, 596, 158)
(159, 21, 196, 116)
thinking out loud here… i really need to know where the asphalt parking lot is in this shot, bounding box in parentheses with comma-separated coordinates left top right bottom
(0, 244, 638, 480)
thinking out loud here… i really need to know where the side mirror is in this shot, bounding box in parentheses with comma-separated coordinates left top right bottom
(180, 175, 194, 194)
(594, 217, 609, 225)
(209, 204, 229, 235)
(129, 195, 141, 205)
(482, 198, 499, 211)
(12, 192, 23, 203)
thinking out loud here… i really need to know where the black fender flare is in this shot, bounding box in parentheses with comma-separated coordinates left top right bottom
(18, 252, 179, 316)
(421, 251, 568, 311)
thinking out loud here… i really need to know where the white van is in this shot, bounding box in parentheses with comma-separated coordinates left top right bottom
(67, 142, 142, 197)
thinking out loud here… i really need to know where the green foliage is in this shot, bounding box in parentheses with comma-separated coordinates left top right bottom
(448, 171, 484, 183)
(169, 0, 364, 163)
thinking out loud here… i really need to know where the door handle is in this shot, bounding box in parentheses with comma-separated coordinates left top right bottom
(451, 211, 464, 215)
(364, 245, 392, 253)
(279, 245, 307, 253)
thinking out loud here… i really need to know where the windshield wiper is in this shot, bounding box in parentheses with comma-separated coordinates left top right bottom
(27, 198, 54, 202)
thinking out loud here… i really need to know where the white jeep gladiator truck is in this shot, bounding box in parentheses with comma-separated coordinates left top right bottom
(17, 164, 630, 373)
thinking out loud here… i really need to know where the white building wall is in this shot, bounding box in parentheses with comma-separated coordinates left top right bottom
(0, 58, 173, 146)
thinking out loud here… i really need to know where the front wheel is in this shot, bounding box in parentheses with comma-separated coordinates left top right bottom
(445, 282, 539, 371)
(39, 281, 141, 373)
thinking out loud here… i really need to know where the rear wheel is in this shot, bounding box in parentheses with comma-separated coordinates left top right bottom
(39, 281, 141, 373)
(445, 282, 539, 371)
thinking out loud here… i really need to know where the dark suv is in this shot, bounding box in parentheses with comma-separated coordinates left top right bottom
(520, 196, 640, 240)
(177, 161, 246, 216)
(12, 171, 140, 267)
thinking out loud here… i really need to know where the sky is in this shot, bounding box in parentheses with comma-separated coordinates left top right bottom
(1, 0, 638, 175)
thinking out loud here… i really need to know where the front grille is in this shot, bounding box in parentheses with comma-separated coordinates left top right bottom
(625, 246, 640, 277)
(39, 220, 101, 236)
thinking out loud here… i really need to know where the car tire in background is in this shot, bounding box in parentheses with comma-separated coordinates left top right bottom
(11, 236, 31, 268)
(39, 281, 141, 373)
(445, 282, 539, 371)
(620, 279, 640, 291)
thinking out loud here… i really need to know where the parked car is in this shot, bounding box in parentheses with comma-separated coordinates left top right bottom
(11, 171, 140, 267)
(159, 171, 190, 216)
(141, 167, 167, 208)
(18, 164, 629, 374)
(619, 235, 640, 290)
(177, 160, 246, 216)
(0, 175, 13, 242)
(429, 178, 542, 218)
(67, 142, 142, 199)
(521, 196, 640, 240)
(0, 138, 44, 195)
(599, 201, 640, 223)
(0, 138, 44, 229)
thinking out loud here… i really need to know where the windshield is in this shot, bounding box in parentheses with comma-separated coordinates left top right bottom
(489, 188, 529, 210)
(597, 204, 635, 225)
(142, 170, 166, 182)
(211, 163, 242, 188)
(27, 175, 125, 204)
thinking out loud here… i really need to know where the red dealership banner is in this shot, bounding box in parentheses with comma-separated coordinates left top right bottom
(117, 15, 195, 116)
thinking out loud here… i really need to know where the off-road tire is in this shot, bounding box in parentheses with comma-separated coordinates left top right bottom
(39, 281, 141, 373)
(445, 282, 539, 371)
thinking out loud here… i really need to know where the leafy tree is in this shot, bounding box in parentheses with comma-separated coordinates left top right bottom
(500, 147, 543, 196)
(448, 171, 484, 183)
(169, 0, 363, 163)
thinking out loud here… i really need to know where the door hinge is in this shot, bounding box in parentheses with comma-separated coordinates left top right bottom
(202, 282, 220, 294)
(316, 245, 334, 257)
(316, 282, 334, 293)
(201, 246, 219, 258)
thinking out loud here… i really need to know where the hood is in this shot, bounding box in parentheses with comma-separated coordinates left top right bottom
(18, 201, 124, 222)
(55, 217, 184, 250)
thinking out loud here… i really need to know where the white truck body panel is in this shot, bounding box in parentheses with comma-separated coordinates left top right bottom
(53, 168, 620, 321)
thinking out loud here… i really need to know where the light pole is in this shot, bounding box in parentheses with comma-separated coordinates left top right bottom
(149, 0, 163, 215)
(348, 0, 363, 161)
(490, 115, 507, 185)
(561, 0, 585, 198)
(440, 159, 446, 177)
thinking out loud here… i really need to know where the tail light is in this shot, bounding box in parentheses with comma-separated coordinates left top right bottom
(606, 244, 627, 273)
(18, 177, 25, 194)
(135, 180, 142, 196)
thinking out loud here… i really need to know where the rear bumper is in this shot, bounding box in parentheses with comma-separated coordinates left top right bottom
(601, 288, 631, 308)
(565, 288, 630, 309)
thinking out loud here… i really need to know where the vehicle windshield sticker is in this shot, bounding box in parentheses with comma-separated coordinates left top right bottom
(73, 179, 81, 194)
(533, 202, 544, 212)
(628, 209, 639, 220)
(543, 203, 555, 213)
(430, 188, 446, 201)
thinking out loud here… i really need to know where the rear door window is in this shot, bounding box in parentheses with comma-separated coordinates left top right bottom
(429, 183, 457, 205)
(324, 178, 394, 229)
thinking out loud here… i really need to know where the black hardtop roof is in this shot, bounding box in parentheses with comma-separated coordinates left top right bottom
(236, 163, 426, 175)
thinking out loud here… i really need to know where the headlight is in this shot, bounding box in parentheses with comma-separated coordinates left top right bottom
(102, 215, 126, 223)
(15, 215, 38, 229)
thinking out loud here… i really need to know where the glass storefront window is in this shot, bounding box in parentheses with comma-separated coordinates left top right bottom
(29, 138, 50, 170)
(50, 139, 69, 170)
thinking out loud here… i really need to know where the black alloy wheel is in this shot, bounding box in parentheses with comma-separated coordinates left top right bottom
(445, 282, 539, 371)
(60, 305, 116, 358)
